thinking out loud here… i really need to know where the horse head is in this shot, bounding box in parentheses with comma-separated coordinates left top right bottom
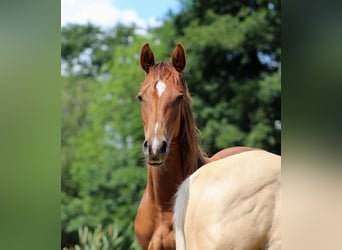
(138, 43, 188, 166)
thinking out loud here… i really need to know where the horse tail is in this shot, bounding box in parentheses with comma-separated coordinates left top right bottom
(174, 177, 190, 250)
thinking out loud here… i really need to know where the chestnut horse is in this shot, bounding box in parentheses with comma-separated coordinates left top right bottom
(134, 43, 257, 250)
(174, 150, 281, 250)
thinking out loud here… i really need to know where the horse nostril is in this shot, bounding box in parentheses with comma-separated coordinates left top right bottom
(160, 141, 167, 154)
(143, 140, 148, 150)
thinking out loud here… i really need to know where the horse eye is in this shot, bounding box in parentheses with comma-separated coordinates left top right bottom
(176, 95, 184, 103)
(137, 95, 143, 102)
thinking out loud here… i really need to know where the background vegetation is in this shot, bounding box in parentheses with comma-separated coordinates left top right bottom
(61, 0, 280, 248)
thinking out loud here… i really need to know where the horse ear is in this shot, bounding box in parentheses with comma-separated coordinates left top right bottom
(140, 43, 155, 73)
(171, 43, 186, 73)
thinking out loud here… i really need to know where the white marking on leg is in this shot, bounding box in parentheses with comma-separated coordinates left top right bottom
(156, 80, 166, 97)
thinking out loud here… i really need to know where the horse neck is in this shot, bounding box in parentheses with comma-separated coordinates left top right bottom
(147, 138, 194, 211)
(146, 97, 208, 211)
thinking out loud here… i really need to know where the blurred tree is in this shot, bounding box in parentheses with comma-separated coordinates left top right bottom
(61, 29, 151, 248)
(61, 76, 93, 196)
(61, 23, 137, 77)
(169, 0, 281, 155)
(61, 24, 147, 248)
(67, 38, 149, 226)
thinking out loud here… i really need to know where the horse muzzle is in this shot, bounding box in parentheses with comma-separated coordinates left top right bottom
(143, 139, 169, 166)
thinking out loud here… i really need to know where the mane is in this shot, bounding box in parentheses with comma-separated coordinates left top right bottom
(180, 95, 209, 176)
(150, 62, 209, 177)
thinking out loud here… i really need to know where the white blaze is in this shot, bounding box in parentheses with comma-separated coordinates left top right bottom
(152, 123, 159, 154)
(154, 123, 159, 135)
(152, 81, 165, 154)
(152, 137, 158, 154)
(156, 80, 166, 97)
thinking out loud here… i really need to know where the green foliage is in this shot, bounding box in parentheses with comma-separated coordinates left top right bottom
(61, 23, 137, 76)
(63, 223, 139, 250)
(61, 0, 280, 248)
(169, 0, 281, 154)
(61, 25, 149, 248)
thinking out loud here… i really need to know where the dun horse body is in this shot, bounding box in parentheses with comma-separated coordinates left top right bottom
(134, 43, 257, 250)
(174, 150, 281, 250)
